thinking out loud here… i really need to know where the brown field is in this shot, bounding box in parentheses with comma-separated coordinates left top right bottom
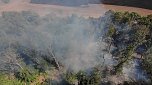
(0, 0, 151, 17)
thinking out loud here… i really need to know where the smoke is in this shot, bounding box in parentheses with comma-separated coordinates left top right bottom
(0, 0, 109, 72)
(0, 11, 111, 72)
(0, 8, 149, 84)
(0, 10, 146, 81)
(123, 59, 149, 82)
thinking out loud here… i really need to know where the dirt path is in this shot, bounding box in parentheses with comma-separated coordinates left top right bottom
(0, 0, 151, 17)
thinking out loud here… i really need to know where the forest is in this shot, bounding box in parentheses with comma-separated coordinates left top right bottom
(0, 10, 152, 85)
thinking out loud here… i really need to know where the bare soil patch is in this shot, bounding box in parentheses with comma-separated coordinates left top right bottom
(0, 0, 151, 18)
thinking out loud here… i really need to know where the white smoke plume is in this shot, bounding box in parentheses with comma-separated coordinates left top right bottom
(0, 7, 149, 85)
(123, 59, 149, 82)
(0, 11, 110, 72)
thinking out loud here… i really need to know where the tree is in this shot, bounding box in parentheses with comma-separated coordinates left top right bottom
(107, 24, 116, 37)
(142, 47, 152, 83)
(47, 45, 61, 70)
(15, 68, 38, 84)
(0, 48, 23, 73)
(0, 73, 24, 85)
(113, 12, 123, 22)
(106, 24, 116, 53)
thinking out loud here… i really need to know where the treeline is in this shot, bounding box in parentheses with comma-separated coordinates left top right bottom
(104, 10, 152, 84)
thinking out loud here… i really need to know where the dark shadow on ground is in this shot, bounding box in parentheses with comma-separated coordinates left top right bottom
(31, 0, 152, 10)
(102, 0, 152, 10)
